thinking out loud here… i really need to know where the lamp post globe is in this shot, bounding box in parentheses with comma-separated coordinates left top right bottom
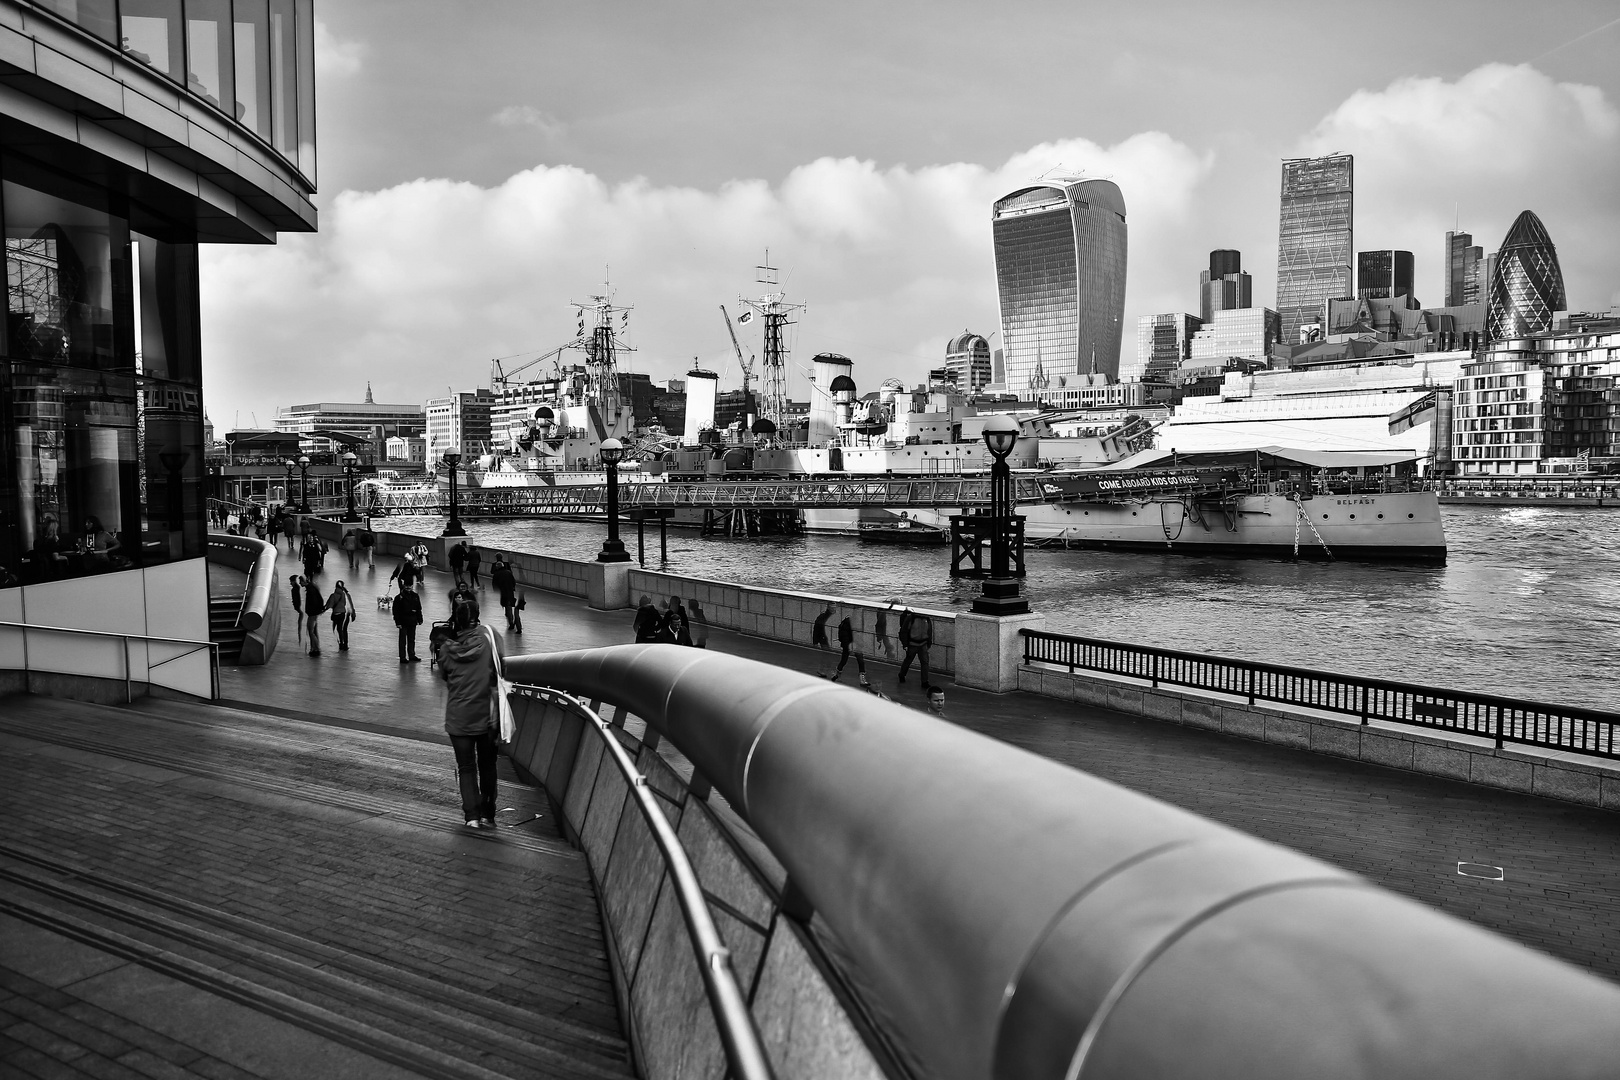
(597, 439, 631, 563)
(441, 450, 467, 538)
(340, 450, 362, 523)
(296, 455, 312, 514)
(972, 414, 1029, 616)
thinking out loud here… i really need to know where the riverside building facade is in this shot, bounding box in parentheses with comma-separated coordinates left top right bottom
(1, 0, 316, 597)
(1277, 154, 1354, 346)
(992, 178, 1127, 388)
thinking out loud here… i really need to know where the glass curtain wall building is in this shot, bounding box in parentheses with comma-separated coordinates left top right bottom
(992, 179, 1127, 389)
(1, 0, 317, 586)
(1445, 231, 1484, 307)
(1277, 155, 1353, 346)
(1357, 249, 1414, 301)
(1485, 210, 1566, 343)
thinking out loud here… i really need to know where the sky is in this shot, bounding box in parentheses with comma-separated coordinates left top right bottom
(200, 0, 1620, 428)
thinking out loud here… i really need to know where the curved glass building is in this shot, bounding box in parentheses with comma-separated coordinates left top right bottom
(992, 179, 1127, 389)
(1485, 210, 1565, 342)
(2, 1, 316, 631)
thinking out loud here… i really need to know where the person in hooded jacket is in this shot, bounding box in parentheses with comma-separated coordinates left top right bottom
(438, 595, 499, 828)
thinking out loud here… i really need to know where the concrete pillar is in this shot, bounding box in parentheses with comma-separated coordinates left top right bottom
(953, 611, 1045, 693)
(587, 561, 631, 610)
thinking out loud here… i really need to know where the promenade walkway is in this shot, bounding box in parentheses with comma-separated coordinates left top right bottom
(228, 551, 1619, 986)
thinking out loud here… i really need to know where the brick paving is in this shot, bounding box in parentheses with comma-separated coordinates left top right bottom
(226, 549, 1619, 985)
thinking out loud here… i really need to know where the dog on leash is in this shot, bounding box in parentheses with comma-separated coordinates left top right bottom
(376, 594, 394, 612)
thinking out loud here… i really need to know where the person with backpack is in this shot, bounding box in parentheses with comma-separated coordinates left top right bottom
(328, 580, 356, 651)
(302, 577, 327, 657)
(832, 614, 869, 688)
(393, 583, 423, 663)
(898, 607, 933, 692)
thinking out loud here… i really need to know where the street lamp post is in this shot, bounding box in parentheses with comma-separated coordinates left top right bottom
(296, 455, 312, 514)
(596, 439, 630, 563)
(441, 451, 467, 537)
(971, 415, 1029, 616)
(340, 451, 361, 522)
(282, 459, 296, 511)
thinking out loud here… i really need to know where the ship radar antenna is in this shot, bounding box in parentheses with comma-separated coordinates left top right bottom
(738, 248, 806, 441)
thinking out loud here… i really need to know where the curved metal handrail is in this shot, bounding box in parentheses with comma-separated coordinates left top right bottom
(504, 644, 1620, 1080)
(205, 535, 279, 631)
(510, 683, 774, 1080)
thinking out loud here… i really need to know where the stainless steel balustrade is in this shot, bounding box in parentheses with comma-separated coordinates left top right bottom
(0, 621, 219, 701)
(509, 684, 774, 1080)
(503, 644, 1620, 1080)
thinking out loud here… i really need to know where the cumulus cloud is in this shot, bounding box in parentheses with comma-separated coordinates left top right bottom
(1299, 63, 1620, 308)
(314, 20, 365, 79)
(491, 105, 566, 139)
(199, 134, 1212, 421)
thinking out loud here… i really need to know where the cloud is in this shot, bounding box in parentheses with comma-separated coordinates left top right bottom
(199, 134, 1212, 421)
(1299, 63, 1620, 308)
(314, 20, 365, 79)
(491, 106, 566, 140)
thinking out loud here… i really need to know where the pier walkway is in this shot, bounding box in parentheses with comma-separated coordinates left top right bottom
(3, 550, 1617, 1077)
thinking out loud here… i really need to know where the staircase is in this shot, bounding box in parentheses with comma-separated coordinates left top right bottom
(208, 593, 247, 662)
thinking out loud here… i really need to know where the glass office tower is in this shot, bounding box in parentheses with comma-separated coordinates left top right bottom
(992, 179, 1127, 388)
(1357, 250, 1415, 301)
(2, 0, 317, 586)
(1485, 210, 1566, 342)
(1276, 155, 1353, 346)
(1445, 231, 1484, 307)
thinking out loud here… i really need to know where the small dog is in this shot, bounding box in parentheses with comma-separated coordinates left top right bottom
(376, 594, 394, 611)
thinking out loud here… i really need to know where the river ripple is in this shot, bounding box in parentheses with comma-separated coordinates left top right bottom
(381, 505, 1620, 711)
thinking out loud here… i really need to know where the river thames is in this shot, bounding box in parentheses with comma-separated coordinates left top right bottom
(384, 504, 1620, 711)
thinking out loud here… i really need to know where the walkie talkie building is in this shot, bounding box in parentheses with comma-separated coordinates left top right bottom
(992, 179, 1127, 389)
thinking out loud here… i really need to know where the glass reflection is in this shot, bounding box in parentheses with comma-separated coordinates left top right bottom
(184, 0, 235, 112)
(34, 0, 118, 44)
(118, 0, 184, 83)
(269, 0, 298, 156)
(233, 0, 272, 139)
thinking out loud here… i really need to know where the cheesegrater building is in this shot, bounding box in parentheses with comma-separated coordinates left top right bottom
(1277, 154, 1353, 346)
(992, 178, 1127, 389)
(1, 0, 317, 688)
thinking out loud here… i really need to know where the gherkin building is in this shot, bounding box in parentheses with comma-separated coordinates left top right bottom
(1486, 210, 1566, 341)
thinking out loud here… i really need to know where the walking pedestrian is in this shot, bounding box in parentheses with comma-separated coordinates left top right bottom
(342, 528, 360, 570)
(301, 533, 323, 579)
(688, 600, 709, 649)
(393, 583, 423, 663)
(289, 573, 304, 643)
(812, 603, 834, 677)
(467, 546, 483, 587)
(359, 525, 376, 568)
(633, 595, 662, 643)
(449, 541, 467, 586)
(438, 594, 500, 828)
(268, 509, 282, 547)
(303, 577, 326, 657)
(665, 596, 692, 646)
(329, 580, 356, 651)
(389, 556, 421, 594)
(876, 603, 897, 661)
(491, 556, 521, 631)
(831, 614, 869, 688)
(898, 607, 933, 692)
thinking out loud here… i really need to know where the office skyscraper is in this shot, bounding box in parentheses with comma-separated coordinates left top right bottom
(1445, 231, 1485, 307)
(1199, 249, 1252, 322)
(1357, 250, 1415, 300)
(944, 331, 993, 392)
(1277, 155, 1354, 346)
(992, 178, 1128, 387)
(1486, 210, 1566, 341)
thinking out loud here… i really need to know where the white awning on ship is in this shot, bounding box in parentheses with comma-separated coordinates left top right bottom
(1099, 446, 1422, 471)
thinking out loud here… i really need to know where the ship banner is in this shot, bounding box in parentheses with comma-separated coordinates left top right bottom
(1041, 469, 1245, 500)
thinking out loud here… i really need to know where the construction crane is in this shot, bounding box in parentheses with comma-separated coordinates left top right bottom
(719, 305, 756, 404)
(490, 341, 582, 389)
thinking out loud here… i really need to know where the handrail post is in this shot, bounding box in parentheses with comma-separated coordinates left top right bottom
(124, 634, 133, 703)
(1359, 683, 1369, 726)
(1152, 651, 1160, 689)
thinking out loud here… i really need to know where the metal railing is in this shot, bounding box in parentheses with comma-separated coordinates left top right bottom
(502, 645, 1620, 1080)
(509, 683, 774, 1080)
(0, 620, 220, 702)
(1022, 629, 1618, 759)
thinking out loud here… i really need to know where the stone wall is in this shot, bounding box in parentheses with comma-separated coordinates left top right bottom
(1020, 663, 1620, 812)
(628, 568, 957, 675)
(505, 693, 895, 1080)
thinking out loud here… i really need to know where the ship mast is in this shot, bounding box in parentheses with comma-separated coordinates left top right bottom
(570, 281, 634, 425)
(738, 251, 805, 438)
